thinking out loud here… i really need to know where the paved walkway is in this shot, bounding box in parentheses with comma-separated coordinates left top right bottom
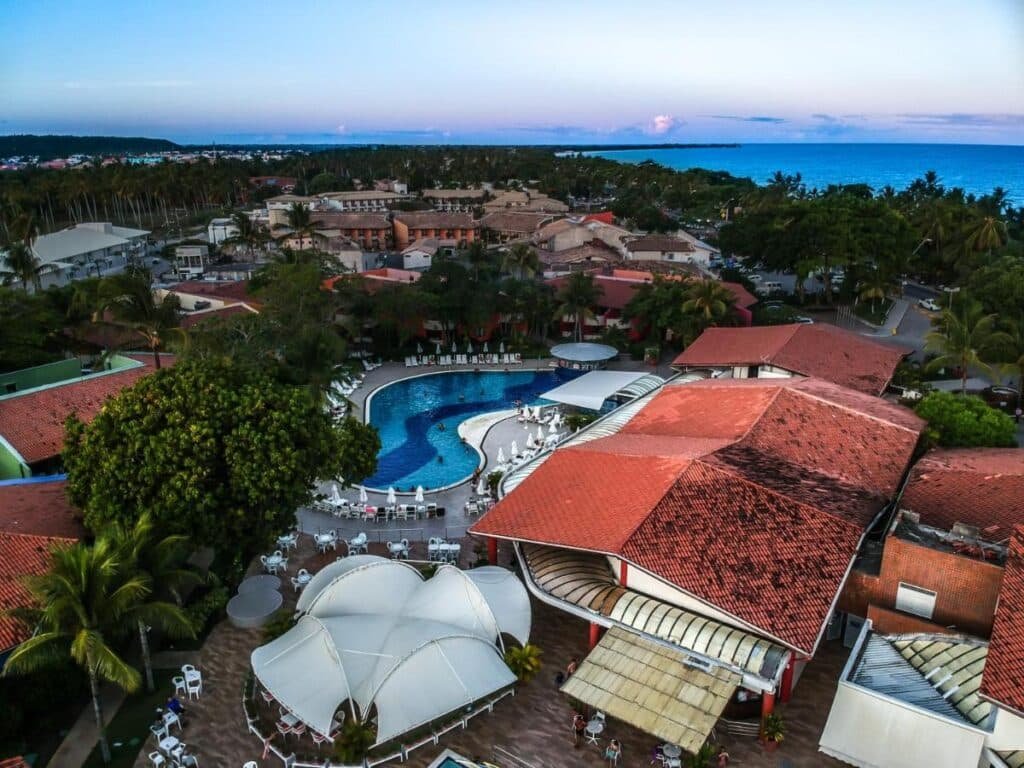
(48, 685, 126, 768)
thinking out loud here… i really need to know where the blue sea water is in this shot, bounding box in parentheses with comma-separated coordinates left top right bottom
(586, 144, 1024, 203)
(363, 369, 576, 491)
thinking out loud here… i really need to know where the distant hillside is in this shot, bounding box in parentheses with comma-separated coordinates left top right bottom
(0, 134, 181, 160)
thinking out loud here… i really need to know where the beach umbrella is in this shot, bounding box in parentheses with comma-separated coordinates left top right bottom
(549, 421, 558, 434)
(499, 341, 505, 354)
(476, 475, 488, 496)
(536, 426, 545, 442)
(534, 405, 543, 421)
(416, 342, 423, 354)
(496, 447, 506, 464)
(467, 341, 474, 354)
(510, 440, 519, 457)
(526, 433, 536, 450)
(551, 412, 561, 428)
(483, 342, 489, 354)
(359, 486, 369, 504)
(452, 341, 457, 354)
(435, 342, 441, 355)
(387, 487, 397, 505)
(415, 485, 425, 503)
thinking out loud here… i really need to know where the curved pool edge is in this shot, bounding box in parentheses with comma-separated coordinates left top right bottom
(359, 368, 552, 494)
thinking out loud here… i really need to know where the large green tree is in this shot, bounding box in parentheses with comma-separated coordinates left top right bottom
(90, 267, 184, 368)
(555, 272, 603, 342)
(924, 299, 1007, 393)
(63, 358, 379, 562)
(915, 391, 1016, 448)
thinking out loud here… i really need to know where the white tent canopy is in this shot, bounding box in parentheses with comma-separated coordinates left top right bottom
(253, 557, 530, 745)
(540, 370, 657, 411)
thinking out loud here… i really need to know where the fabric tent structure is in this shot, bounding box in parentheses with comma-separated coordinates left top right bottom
(540, 370, 663, 411)
(252, 557, 531, 746)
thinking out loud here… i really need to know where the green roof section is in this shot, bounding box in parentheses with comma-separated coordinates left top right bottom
(0, 354, 140, 401)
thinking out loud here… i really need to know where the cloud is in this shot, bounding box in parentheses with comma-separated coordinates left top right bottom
(896, 113, 1024, 127)
(336, 124, 347, 133)
(648, 114, 680, 134)
(710, 115, 786, 124)
(511, 124, 589, 136)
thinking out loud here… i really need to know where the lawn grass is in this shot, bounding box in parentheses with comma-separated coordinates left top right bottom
(82, 670, 176, 768)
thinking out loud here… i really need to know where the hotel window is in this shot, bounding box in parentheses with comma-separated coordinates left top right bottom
(896, 582, 937, 619)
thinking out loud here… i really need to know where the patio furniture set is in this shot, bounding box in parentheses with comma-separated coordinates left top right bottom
(148, 665, 203, 767)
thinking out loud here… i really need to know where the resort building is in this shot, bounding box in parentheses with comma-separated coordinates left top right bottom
(173, 244, 210, 280)
(839, 449, 1024, 638)
(534, 217, 632, 255)
(547, 269, 757, 340)
(472, 375, 926, 748)
(401, 237, 456, 270)
(265, 194, 318, 228)
(309, 212, 392, 250)
(421, 188, 487, 211)
(29, 221, 149, 275)
(320, 190, 409, 212)
(483, 189, 569, 214)
(392, 212, 479, 250)
(0, 355, 160, 479)
(538, 240, 623, 275)
(672, 323, 909, 396)
(159, 280, 261, 313)
(372, 179, 408, 194)
(673, 228, 721, 265)
(207, 216, 239, 245)
(479, 211, 556, 243)
(624, 234, 707, 268)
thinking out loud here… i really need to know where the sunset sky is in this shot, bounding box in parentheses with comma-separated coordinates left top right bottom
(2, 0, 1022, 144)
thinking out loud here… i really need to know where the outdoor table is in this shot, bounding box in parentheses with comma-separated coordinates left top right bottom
(315, 533, 337, 551)
(439, 543, 461, 562)
(263, 553, 284, 573)
(159, 736, 181, 755)
(277, 534, 298, 550)
(388, 542, 409, 559)
(662, 744, 682, 760)
(296, 571, 312, 586)
(585, 719, 604, 744)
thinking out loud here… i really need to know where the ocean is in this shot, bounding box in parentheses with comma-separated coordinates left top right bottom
(585, 144, 1024, 203)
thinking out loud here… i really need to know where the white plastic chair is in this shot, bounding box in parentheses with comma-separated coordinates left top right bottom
(150, 723, 168, 742)
(163, 710, 182, 732)
(148, 751, 166, 767)
(290, 576, 303, 592)
(186, 676, 202, 699)
(172, 675, 186, 696)
(243, 763, 259, 768)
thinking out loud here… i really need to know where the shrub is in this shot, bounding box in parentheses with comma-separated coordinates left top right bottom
(763, 712, 785, 743)
(504, 643, 543, 683)
(262, 611, 296, 643)
(185, 584, 230, 634)
(332, 720, 376, 763)
(915, 391, 1017, 448)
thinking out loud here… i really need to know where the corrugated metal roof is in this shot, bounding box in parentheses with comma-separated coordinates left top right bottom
(523, 544, 786, 683)
(850, 633, 993, 727)
(562, 626, 739, 754)
(615, 373, 665, 400)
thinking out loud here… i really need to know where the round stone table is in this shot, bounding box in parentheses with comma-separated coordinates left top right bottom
(226, 589, 283, 629)
(238, 574, 281, 594)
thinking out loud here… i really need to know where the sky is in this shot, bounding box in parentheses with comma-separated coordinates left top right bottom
(1, 0, 1023, 145)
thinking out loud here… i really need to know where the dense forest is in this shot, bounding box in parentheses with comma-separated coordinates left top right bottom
(0, 134, 180, 160)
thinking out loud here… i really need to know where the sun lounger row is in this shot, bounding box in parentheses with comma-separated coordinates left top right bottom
(404, 353, 523, 367)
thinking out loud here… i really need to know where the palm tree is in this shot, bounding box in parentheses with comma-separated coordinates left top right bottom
(964, 214, 1008, 258)
(858, 268, 891, 314)
(924, 300, 1007, 394)
(274, 202, 316, 250)
(682, 279, 734, 323)
(224, 211, 264, 260)
(995, 317, 1024, 413)
(95, 269, 184, 368)
(555, 272, 602, 342)
(3, 540, 144, 764)
(109, 514, 198, 692)
(1, 240, 46, 291)
(501, 243, 539, 280)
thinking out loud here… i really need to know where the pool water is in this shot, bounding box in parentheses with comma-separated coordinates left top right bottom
(364, 369, 577, 491)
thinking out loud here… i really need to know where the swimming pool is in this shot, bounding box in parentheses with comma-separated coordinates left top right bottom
(363, 369, 576, 491)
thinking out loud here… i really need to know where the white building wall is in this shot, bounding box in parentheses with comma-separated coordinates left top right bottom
(757, 365, 794, 380)
(403, 250, 433, 270)
(208, 220, 239, 245)
(987, 706, 1024, 752)
(819, 681, 987, 768)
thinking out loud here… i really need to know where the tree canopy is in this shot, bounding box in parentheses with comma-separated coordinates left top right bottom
(63, 358, 379, 561)
(914, 391, 1017, 448)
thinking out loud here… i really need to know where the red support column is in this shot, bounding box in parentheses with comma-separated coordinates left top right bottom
(486, 538, 498, 565)
(588, 622, 602, 650)
(619, 560, 628, 587)
(779, 655, 795, 703)
(759, 691, 776, 738)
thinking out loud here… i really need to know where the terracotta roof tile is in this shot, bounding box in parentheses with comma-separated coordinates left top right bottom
(0, 365, 155, 464)
(180, 303, 258, 329)
(0, 531, 76, 651)
(394, 212, 478, 229)
(980, 526, 1024, 714)
(310, 212, 390, 230)
(901, 449, 1024, 541)
(625, 235, 695, 253)
(622, 461, 864, 652)
(171, 280, 257, 305)
(673, 324, 910, 395)
(472, 377, 926, 653)
(0, 480, 85, 538)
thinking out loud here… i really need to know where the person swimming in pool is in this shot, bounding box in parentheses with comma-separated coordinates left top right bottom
(437, 422, 446, 431)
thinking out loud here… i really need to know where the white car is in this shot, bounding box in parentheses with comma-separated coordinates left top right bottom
(918, 298, 941, 312)
(794, 316, 814, 324)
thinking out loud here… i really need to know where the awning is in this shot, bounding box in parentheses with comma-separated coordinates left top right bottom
(540, 370, 654, 410)
(561, 626, 740, 754)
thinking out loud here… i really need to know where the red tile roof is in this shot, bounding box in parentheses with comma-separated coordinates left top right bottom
(171, 280, 257, 305)
(0, 758, 31, 768)
(900, 449, 1024, 541)
(472, 377, 924, 653)
(0, 531, 76, 651)
(672, 324, 910, 395)
(180, 303, 258, 329)
(0, 480, 85, 538)
(0, 365, 155, 464)
(980, 525, 1024, 715)
(547, 272, 757, 314)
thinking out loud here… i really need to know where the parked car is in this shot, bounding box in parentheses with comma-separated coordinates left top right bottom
(982, 385, 1020, 413)
(794, 316, 814, 324)
(889, 384, 924, 402)
(918, 298, 941, 311)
